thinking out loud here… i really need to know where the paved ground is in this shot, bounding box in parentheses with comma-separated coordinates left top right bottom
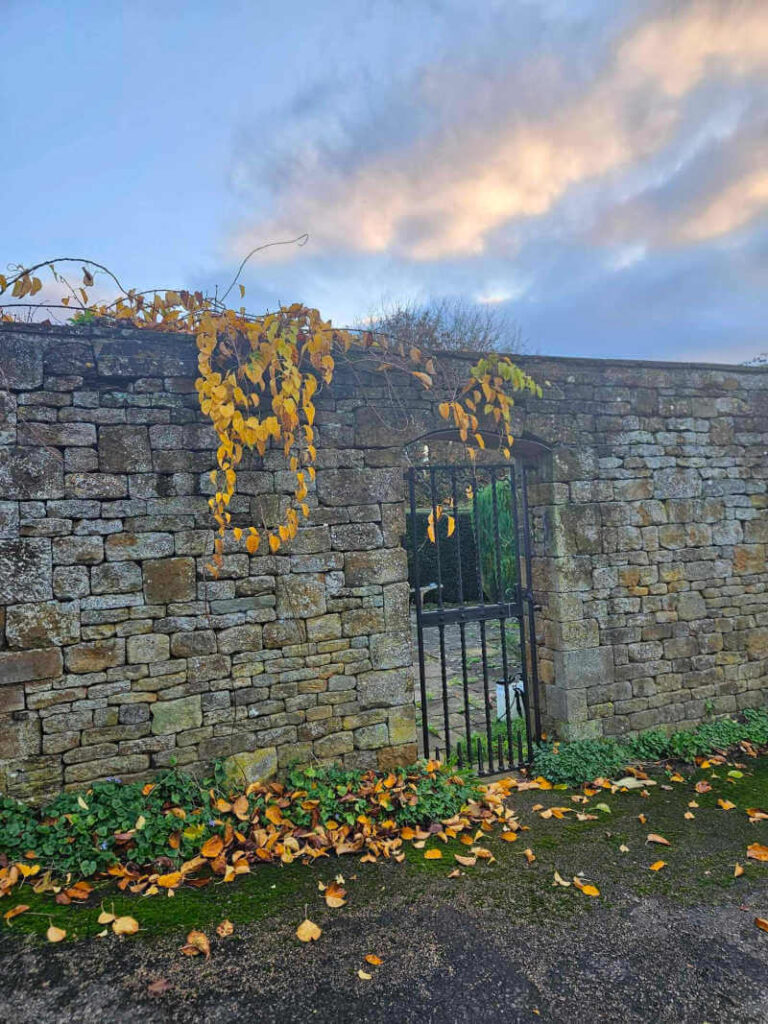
(3, 760, 767, 1023)
(2, 882, 766, 1023)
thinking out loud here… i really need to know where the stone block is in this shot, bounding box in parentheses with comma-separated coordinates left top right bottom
(142, 556, 196, 602)
(151, 695, 203, 735)
(98, 425, 152, 473)
(344, 548, 408, 587)
(171, 630, 217, 657)
(676, 591, 706, 621)
(0, 447, 63, 500)
(357, 668, 413, 709)
(219, 747, 278, 791)
(276, 574, 326, 619)
(53, 565, 89, 599)
(105, 532, 174, 561)
(316, 468, 403, 507)
(376, 743, 418, 771)
(370, 632, 412, 670)
(388, 706, 417, 746)
(1, 335, 43, 388)
(5, 601, 79, 648)
(553, 646, 614, 689)
(0, 715, 41, 759)
(0, 647, 62, 685)
(306, 614, 342, 642)
(64, 473, 128, 499)
(0, 538, 52, 602)
(65, 638, 125, 673)
(217, 624, 263, 654)
(127, 633, 170, 664)
(0, 501, 19, 539)
(330, 523, 383, 551)
(52, 535, 104, 565)
(91, 561, 142, 594)
(18, 422, 96, 447)
(0, 685, 24, 713)
(314, 732, 354, 757)
(653, 468, 701, 500)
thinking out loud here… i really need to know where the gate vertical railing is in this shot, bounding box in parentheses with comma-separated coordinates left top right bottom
(406, 461, 542, 774)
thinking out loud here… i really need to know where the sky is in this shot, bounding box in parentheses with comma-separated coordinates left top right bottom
(1, 0, 767, 363)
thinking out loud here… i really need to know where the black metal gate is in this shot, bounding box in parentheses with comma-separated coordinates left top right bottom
(406, 461, 542, 774)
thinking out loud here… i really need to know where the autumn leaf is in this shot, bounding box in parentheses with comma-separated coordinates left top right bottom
(182, 929, 210, 958)
(216, 920, 234, 938)
(717, 799, 736, 811)
(112, 916, 140, 935)
(201, 835, 224, 858)
(4, 904, 29, 922)
(454, 855, 476, 867)
(365, 954, 383, 966)
(646, 833, 670, 846)
(552, 872, 570, 887)
(46, 925, 66, 943)
(649, 861, 666, 872)
(296, 918, 322, 942)
(147, 978, 172, 996)
(97, 909, 116, 924)
(323, 881, 347, 908)
(156, 872, 182, 888)
(746, 843, 768, 862)
(499, 831, 518, 843)
(756, 918, 768, 934)
(573, 878, 599, 897)
(357, 970, 372, 981)
(523, 848, 536, 864)
(694, 780, 711, 794)
(734, 863, 744, 878)
(424, 848, 442, 860)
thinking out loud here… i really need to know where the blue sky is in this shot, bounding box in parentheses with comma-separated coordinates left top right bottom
(2, 0, 767, 362)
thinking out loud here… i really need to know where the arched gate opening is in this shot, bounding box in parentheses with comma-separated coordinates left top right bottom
(404, 431, 549, 774)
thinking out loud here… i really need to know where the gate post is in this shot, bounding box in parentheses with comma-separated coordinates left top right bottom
(530, 446, 612, 741)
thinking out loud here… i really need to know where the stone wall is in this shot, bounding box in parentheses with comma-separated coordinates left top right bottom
(0, 323, 418, 800)
(1, 322, 767, 799)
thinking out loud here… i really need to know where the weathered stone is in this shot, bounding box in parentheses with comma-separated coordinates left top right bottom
(17, 422, 96, 447)
(105, 532, 174, 561)
(0, 715, 41, 760)
(344, 548, 408, 587)
(64, 473, 127, 499)
(151, 695, 202, 735)
(676, 591, 706, 622)
(0, 647, 62, 685)
(98, 426, 152, 473)
(52, 565, 89, 599)
(52, 535, 103, 565)
(142, 557, 196, 602)
(0, 538, 52, 602)
(170, 630, 217, 657)
(653, 468, 701, 500)
(276, 575, 326, 619)
(91, 561, 142, 594)
(127, 633, 170, 664)
(376, 743, 418, 771)
(357, 669, 412, 709)
(219, 747, 278, 790)
(314, 732, 354, 757)
(330, 523, 383, 551)
(1, 335, 43, 388)
(65, 638, 125, 673)
(5, 601, 79, 648)
(316, 468, 403, 507)
(217, 625, 263, 654)
(0, 447, 63, 499)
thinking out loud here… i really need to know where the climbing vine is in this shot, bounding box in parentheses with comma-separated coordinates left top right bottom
(0, 257, 541, 572)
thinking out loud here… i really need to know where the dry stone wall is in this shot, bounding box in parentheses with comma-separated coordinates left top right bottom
(1, 322, 767, 800)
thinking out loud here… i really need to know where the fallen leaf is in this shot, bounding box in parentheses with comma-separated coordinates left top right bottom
(112, 916, 139, 935)
(156, 872, 182, 888)
(424, 849, 442, 860)
(216, 919, 234, 937)
(572, 878, 599, 897)
(756, 918, 768, 934)
(619, 844, 629, 854)
(201, 835, 224, 859)
(552, 871, 571, 887)
(447, 869, 462, 878)
(523, 848, 536, 864)
(734, 863, 744, 878)
(747, 843, 768, 862)
(357, 970, 372, 980)
(97, 909, 115, 924)
(4, 904, 29, 922)
(695, 781, 711, 794)
(454, 854, 476, 867)
(684, 811, 695, 820)
(647, 833, 670, 846)
(46, 925, 66, 943)
(296, 918, 322, 942)
(183, 929, 210, 957)
(365, 954, 383, 965)
(717, 799, 736, 811)
(324, 881, 347, 908)
(637, 814, 647, 825)
(147, 978, 171, 996)
(649, 861, 666, 871)
(499, 831, 518, 842)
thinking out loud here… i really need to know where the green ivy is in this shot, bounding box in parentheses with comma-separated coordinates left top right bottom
(531, 708, 768, 786)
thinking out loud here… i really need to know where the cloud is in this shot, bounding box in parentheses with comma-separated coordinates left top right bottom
(230, 0, 768, 264)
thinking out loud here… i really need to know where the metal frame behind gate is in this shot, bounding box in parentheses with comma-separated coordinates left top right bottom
(406, 461, 542, 774)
